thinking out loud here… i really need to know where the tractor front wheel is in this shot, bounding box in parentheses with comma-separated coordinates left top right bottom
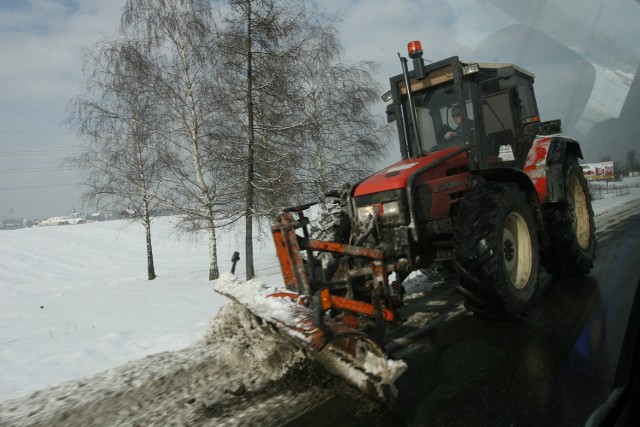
(542, 153, 595, 276)
(454, 182, 540, 318)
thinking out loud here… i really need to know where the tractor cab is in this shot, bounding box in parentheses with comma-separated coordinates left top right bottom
(385, 41, 554, 171)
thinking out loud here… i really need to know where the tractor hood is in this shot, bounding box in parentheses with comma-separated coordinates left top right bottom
(354, 147, 466, 197)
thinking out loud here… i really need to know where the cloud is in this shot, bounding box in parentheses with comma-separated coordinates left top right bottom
(0, 0, 126, 219)
(0, 1, 126, 128)
(322, 0, 465, 79)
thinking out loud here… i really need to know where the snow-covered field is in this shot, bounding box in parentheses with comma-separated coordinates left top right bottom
(0, 217, 284, 403)
(1, 176, 639, 404)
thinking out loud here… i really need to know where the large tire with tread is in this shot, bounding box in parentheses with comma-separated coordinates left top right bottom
(309, 203, 372, 301)
(454, 182, 540, 318)
(308, 203, 351, 283)
(310, 203, 350, 265)
(542, 153, 595, 276)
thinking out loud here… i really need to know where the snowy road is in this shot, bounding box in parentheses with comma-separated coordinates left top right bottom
(1, 196, 639, 425)
(0, 300, 395, 426)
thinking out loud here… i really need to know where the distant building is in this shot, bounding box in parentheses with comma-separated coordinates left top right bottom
(0, 219, 23, 230)
(120, 209, 137, 219)
(89, 212, 106, 222)
(39, 209, 87, 226)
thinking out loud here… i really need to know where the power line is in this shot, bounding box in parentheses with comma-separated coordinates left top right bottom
(0, 149, 77, 155)
(0, 167, 75, 173)
(0, 183, 81, 191)
(0, 131, 73, 135)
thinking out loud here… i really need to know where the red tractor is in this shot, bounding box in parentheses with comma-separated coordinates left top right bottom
(218, 40, 596, 403)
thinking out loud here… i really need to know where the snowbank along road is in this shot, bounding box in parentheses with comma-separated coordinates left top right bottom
(0, 302, 396, 426)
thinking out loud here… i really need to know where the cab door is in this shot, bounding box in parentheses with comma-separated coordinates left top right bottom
(479, 87, 522, 167)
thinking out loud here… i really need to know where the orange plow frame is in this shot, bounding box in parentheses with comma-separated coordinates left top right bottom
(271, 210, 400, 335)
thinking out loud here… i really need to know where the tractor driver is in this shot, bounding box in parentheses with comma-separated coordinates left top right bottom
(443, 105, 472, 142)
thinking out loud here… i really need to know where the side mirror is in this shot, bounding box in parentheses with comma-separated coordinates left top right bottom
(523, 119, 562, 138)
(539, 119, 562, 135)
(386, 103, 396, 123)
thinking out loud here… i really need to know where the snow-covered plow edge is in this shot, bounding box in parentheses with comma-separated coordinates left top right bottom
(214, 273, 407, 405)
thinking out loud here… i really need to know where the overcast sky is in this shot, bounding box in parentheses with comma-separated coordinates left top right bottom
(1, 0, 637, 221)
(0, 0, 126, 221)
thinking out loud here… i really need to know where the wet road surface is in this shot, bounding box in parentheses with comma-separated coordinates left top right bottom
(285, 201, 640, 426)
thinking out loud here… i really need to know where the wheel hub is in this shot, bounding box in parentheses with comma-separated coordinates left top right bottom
(503, 212, 533, 290)
(569, 175, 591, 250)
(504, 239, 515, 262)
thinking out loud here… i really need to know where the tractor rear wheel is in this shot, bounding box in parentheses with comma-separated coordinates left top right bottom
(542, 153, 595, 276)
(454, 182, 540, 318)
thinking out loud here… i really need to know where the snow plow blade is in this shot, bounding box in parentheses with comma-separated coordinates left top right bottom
(214, 273, 407, 404)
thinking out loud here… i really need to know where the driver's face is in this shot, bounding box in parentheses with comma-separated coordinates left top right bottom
(453, 114, 462, 126)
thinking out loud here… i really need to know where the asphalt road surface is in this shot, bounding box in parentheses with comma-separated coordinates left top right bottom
(286, 199, 640, 426)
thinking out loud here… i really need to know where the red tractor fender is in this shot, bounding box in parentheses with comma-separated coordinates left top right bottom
(523, 135, 584, 204)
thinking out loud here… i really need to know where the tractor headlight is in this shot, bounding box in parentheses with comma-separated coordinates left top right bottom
(357, 205, 375, 223)
(381, 201, 400, 218)
(354, 189, 408, 227)
(356, 201, 401, 223)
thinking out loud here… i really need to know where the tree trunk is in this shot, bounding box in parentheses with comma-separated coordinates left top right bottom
(207, 219, 219, 280)
(313, 120, 327, 210)
(138, 132, 156, 281)
(143, 204, 156, 280)
(244, 1, 255, 280)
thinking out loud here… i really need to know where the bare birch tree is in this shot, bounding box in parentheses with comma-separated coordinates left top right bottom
(121, 0, 236, 280)
(67, 40, 163, 280)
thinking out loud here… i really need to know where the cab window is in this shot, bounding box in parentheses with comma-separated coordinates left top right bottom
(482, 90, 518, 165)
